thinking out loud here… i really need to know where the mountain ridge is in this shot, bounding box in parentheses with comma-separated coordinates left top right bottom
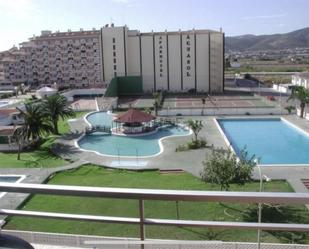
(225, 27, 309, 52)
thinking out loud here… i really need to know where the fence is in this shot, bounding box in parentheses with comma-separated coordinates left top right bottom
(0, 183, 308, 248)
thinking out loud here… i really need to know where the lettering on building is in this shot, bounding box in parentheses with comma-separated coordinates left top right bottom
(185, 35, 191, 77)
(158, 36, 164, 77)
(112, 37, 117, 76)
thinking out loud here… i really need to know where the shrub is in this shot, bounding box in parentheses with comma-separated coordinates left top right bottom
(200, 148, 256, 191)
(175, 144, 188, 152)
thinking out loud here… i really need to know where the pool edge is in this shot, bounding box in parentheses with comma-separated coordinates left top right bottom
(214, 116, 309, 167)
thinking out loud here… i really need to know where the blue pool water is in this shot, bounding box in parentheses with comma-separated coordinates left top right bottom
(0, 176, 21, 182)
(79, 112, 190, 157)
(86, 111, 114, 127)
(218, 118, 309, 165)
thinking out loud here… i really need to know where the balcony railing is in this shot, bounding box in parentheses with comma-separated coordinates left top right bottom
(0, 183, 308, 247)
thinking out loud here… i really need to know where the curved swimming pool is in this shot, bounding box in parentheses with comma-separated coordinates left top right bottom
(78, 112, 190, 157)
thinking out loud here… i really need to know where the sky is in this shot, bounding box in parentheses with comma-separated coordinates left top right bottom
(0, 0, 309, 51)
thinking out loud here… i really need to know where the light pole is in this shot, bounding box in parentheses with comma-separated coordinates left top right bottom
(256, 161, 262, 249)
(255, 160, 271, 249)
(14, 86, 18, 98)
(279, 83, 282, 115)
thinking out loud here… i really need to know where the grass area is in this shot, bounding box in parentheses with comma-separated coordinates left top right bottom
(0, 111, 88, 168)
(5, 165, 309, 243)
(58, 111, 88, 135)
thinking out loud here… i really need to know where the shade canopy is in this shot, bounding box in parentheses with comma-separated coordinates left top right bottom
(115, 108, 155, 123)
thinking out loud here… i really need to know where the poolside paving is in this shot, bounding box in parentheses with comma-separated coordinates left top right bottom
(60, 114, 309, 195)
(1, 113, 309, 224)
(0, 160, 88, 224)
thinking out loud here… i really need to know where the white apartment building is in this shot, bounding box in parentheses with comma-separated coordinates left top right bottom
(0, 29, 102, 88)
(292, 72, 309, 89)
(0, 25, 224, 93)
(101, 25, 224, 93)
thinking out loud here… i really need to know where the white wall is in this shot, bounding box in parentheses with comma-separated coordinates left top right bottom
(168, 35, 182, 92)
(127, 36, 140, 76)
(101, 27, 127, 83)
(100, 26, 224, 93)
(141, 35, 155, 92)
(196, 33, 210, 92)
(210, 33, 224, 92)
(62, 88, 106, 101)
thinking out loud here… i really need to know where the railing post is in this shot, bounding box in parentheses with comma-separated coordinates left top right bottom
(139, 199, 145, 249)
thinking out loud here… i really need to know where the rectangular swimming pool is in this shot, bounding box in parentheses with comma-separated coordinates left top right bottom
(0, 175, 25, 198)
(217, 118, 309, 165)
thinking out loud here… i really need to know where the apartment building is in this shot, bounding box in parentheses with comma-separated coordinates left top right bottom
(0, 29, 102, 88)
(292, 72, 309, 89)
(101, 25, 224, 93)
(0, 25, 224, 93)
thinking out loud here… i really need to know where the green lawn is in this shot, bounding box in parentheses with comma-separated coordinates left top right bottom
(58, 111, 88, 135)
(0, 111, 88, 168)
(5, 165, 309, 243)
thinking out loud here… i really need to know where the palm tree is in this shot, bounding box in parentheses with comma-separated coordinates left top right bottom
(288, 86, 309, 118)
(15, 103, 53, 159)
(42, 94, 75, 135)
(153, 92, 160, 116)
(187, 119, 203, 143)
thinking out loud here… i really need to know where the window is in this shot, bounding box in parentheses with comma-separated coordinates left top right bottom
(113, 58, 116, 63)
(113, 45, 116, 50)
(113, 52, 116, 57)
(114, 65, 117, 70)
(112, 38, 116, 43)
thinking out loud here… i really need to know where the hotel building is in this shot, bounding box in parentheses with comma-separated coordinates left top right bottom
(0, 25, 224, 93)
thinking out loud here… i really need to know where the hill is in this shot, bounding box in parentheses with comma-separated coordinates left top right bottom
(225, 27, 309, 52)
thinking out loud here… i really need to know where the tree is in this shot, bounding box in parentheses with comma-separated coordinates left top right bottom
(42, 94, 75, 135)
(15, 102, 53, 159)
(13, 127, 25, 161)
(153, 92, 160, 116)
(284, 105, 295, 114)
(187, 119, 203, 143)
(288, 86, 309, 118)
(200, 148, 256, 191)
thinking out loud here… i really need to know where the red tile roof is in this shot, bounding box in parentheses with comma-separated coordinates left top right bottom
(0, 108, 18, 118)
(115, 108, 155, 123)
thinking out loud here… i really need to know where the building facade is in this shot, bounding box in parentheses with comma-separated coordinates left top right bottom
(101, 25, 224, 93)
(292, 72, 309, 89)
(0, 29, 102, 88)
(0, 25, 224, 93)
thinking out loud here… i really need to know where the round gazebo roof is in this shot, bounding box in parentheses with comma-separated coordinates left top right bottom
(115, 109, 155, 123)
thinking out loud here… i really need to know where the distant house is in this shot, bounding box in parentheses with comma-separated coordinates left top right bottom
(0, 108, 23, 126)
(230, 61, 241, 68)
(292, 72, 309, 89)
(36, 86, 58, 99)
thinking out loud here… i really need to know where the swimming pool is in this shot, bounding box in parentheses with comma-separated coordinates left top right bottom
(217, 118, 309, 165)
(0, 175, 25, 198)
(78, 112, 190, 157)
(0, 101, 9, 108)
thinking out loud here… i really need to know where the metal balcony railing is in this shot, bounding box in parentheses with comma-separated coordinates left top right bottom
(0, 183, 308, 246)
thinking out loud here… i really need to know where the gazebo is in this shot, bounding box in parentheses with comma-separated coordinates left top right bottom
(114, 108, 156, 134)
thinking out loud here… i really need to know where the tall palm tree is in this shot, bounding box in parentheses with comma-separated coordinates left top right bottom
(153, 92, 160, 116)
(42, 94, 75, 135)
(15, 103, 53, 159)
(288, 86, 309, 118)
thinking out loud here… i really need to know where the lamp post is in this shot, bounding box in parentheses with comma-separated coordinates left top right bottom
(279, 83, 282, 115)
(255, 160, 271, 249)
(256, 160, 262, 249)
(14, 86, 18, 98)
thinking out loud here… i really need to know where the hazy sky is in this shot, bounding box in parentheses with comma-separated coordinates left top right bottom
(1, 0, 309, 51)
